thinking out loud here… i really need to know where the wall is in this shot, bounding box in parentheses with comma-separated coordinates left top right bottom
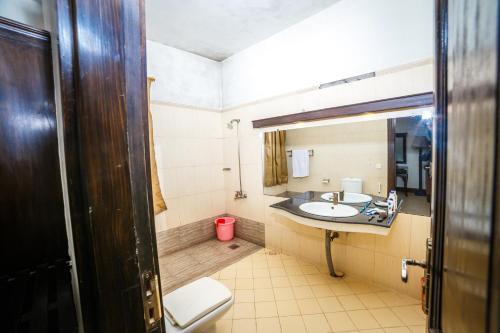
(147, 40, 222, 110)
(151, 103, 225, 232)
(221, 0, 434, 108)
(0, 0, 44, 29)
(283, 120, 388, 196)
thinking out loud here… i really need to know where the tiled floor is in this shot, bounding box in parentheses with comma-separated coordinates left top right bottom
(159, 237, 262, 293)
(206, 248, 426, 333)
(397, 191, 430, 217)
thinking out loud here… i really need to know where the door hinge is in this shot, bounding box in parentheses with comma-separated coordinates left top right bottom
(142, 271, 162, 331)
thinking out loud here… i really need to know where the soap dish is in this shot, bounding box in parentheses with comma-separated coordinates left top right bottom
(374, 201, 388, 207)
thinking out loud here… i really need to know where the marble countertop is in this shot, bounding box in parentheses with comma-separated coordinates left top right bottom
(270, 191, 399, 235)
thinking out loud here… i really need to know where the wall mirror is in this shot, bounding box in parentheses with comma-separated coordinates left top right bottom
(262, 110, 433, 217)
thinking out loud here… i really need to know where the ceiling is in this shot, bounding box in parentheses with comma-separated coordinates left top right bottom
(145, 0, 339, 61)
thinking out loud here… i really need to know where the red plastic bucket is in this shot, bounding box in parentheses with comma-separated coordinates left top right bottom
(215, 217, 236, 241)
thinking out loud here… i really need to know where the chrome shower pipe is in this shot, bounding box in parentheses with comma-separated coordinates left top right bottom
(227, 119, 246, 199)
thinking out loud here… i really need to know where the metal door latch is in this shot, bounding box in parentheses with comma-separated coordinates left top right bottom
(142, 271, 162, 330)
(401, 258, 427, 283)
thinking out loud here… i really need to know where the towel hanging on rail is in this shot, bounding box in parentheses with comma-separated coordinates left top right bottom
(292, 149, 309, 178)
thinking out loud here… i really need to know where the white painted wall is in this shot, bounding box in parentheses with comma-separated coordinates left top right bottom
(0, 0, 44, 28)
(221, 0, 434, 108)
(147, 40, 222, 110)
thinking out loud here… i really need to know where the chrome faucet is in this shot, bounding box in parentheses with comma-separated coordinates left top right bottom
(331, 190, 344, 208)
(331, 192, 339, 206)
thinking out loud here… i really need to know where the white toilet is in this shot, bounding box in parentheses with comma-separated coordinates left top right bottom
(341, 177, 363, 193)
(163, 277, 234, 333)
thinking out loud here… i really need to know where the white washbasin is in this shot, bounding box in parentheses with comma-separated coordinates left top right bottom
(321, 192, 372, 204)
(299, 202, 359, 218)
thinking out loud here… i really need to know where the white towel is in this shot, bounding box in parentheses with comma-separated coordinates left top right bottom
(292, 149, 309, 177)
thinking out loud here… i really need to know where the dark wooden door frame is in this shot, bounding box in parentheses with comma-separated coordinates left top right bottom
(387, 119, 396, 197)
(428, 0, 448, 331)
(430, 0, 500, 332)
(49, 0, 164, 332)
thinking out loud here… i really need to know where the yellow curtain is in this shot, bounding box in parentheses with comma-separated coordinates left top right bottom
(147, 77, 167, 215)
(264, 130, 288, 187)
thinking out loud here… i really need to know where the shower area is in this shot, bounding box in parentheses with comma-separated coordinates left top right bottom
(150, 107, 262, 294)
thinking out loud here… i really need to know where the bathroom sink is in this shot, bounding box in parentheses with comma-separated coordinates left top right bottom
(299, 202, 359, 218)
(321, 192, 372, 204)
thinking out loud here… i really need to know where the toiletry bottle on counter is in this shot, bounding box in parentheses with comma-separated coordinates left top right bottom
(387, 199, 394, 217)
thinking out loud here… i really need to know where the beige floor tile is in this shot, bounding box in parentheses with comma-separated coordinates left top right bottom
(236, 278, 254, 290)
(233, 303, 256, 319)
(383, 327, 411, 333)
(274, 287, 295, 300)
(297, 298, 323, 315)
(253, 268, 270, 278)
(293, 286, 315, 299)
(271, 277, 291, 288)
(358, 293, 386, 309)
(279, 316, 307, 333)
(408, 325, 426, 333)
(270, 267, 287, 277)
(255, 301, 278, 318)
(330, 282, 355, 296)
(212, 319, 232, 333)
(253, 261, 268, 269)
(377, 292, 419, 307)
(256, 317, 281, 333)
(347, 309, 380, 330)
(221, 306, 233, 320)
(369, 308, 403, 327)
(391, 306, 426, 326)
(219, 270, 237, 279)
(237, 269, 254, 279)
(301, 265, 320, 274)
(220, 279, 236, 290)
(305, 274, 328, 285)
(267, 258, 284, 268)
(232, 319, 256, 333)
(253, 277, 272, 289)
(302, 314, 332, 333)
(347, 281, 377, 294)
(289, 275, 309, 286)
(282, 258, 301, 267)
(338, 295, 365, 310)
(276, 300, 301, 316)
(360, 329, 384, 333)
(325, 312, 357, 332)
(317, 296, 344, 313)
(312, 285, 336, 298)
(255, 288, 275, 302)
(284, 265, 304, 276)
(235, 289, 255, 303)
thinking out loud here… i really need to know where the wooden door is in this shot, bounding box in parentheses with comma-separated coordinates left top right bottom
(429, 0, 500, 332)
(47, 0, 165, 331)
(0, 17, 68, 275)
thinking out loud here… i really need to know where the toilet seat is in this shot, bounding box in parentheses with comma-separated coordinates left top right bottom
(163, 277, 234, 333)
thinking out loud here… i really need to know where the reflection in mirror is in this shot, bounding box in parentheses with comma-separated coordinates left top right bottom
(262, 113, 432, 217)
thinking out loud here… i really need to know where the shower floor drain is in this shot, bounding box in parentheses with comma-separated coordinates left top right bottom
(228, 244, 240, 250)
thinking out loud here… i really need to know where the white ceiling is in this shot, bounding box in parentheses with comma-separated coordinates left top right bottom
(145, 0, 339, 61)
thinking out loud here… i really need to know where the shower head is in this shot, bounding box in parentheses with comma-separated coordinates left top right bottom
(227, 119, 240, 129)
